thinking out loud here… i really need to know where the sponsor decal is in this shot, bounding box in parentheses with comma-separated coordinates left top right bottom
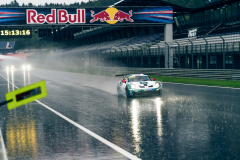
(146, 88, 153, 91)
(128, 76, 136, 80)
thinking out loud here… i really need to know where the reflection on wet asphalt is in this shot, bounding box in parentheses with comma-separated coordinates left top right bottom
(0, 69, 240, 160)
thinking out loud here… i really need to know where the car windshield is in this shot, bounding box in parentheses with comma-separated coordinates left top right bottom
(128, 76, 151, 82)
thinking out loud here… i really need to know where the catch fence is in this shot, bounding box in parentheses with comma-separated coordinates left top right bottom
(86, 33, 240, 69)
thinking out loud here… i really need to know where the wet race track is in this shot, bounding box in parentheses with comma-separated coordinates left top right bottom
(0, 68, 240, 160)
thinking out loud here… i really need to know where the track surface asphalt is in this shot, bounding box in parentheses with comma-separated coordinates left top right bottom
(0, 68, 240, 160)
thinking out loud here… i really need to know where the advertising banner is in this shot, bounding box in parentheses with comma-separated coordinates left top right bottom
(0, 7, 173, 25)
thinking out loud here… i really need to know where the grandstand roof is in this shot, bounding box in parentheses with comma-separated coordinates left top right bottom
(113, 0, 192, 12)
(190, 0, 239, 13)
(113, 0, 239, 15)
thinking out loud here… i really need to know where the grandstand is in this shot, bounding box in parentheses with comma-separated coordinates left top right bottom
(0, 42, 15, 55)
(46, 0, 240, 70)
(117, 33, 163, 47)
(67, 38, 133, 54)
(62, 33, 163, 55)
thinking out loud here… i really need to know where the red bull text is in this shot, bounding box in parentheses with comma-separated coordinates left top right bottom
(27, 9, 85, 24)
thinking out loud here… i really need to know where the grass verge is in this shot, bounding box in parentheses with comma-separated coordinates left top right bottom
(149, 75, 240, 88)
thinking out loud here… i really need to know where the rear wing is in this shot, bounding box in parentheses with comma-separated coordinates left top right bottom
(115, 74, 125, 78)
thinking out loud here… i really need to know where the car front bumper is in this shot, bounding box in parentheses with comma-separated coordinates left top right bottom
(128, 88, 162, 97)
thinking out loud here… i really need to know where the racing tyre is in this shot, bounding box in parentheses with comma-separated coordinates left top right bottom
(159, 90, 162, 96)
(126, 88, 131, 98)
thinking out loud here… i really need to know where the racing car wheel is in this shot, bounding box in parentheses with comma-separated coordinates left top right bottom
(126, 88, 131, 98)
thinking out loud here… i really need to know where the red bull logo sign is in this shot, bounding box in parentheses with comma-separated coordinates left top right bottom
(90, 7, 133, 24)
(0, 7, 173, 25)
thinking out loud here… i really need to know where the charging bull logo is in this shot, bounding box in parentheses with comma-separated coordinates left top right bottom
(113, 10, 133, 22)
(90, 7, 133, 24)
(90, 10, 111, 23)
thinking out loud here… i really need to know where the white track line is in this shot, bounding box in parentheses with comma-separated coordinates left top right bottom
(0, 73, 141, 160)
(0, 128, 8, 160)
(162, 82, 240, 89)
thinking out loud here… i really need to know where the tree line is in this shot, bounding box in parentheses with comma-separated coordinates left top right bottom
(0, 0, 204, 8)
(0, 0, 119, 7)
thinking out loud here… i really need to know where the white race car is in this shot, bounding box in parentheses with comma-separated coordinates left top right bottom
(116, 74, 162, 97)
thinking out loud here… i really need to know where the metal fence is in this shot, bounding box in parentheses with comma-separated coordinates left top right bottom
(29, 54, 240, 80)
(86, 33, 240, 69)
(91, 67, 240, 80)
(29, 32, 240, 80)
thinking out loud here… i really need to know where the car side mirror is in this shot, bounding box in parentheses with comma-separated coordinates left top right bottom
(152, 78, 156, 81)
(122, 80, 126, 83)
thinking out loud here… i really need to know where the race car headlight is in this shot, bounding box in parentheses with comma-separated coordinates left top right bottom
(7, 66, 14, 70)
(155, 83, 160, 88)
(23, 65, 31, 70)
(131, 84, 136, 89)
